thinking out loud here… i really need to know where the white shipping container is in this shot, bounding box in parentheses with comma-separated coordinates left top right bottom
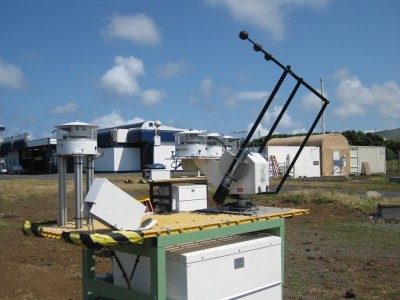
(349, 146, 386, 175)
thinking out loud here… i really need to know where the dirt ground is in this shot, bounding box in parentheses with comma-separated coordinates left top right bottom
(0, 174, 399, 299)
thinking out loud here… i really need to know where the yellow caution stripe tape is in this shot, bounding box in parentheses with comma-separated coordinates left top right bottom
(61, 231, 144, 249)
(22, 220, 57, 237)
(22, 220, 144, 249)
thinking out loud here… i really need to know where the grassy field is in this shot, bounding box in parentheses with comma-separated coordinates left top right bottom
(387, 159, 400, 173)
(0, 173, 399, 299)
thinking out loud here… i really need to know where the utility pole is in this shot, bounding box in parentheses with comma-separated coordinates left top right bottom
(320, 78, 326, 135)
(231, 130, 247, 148)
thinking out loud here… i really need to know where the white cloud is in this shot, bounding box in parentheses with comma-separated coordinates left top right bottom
(100, 56, 144, 98)
(0, 58, 27, 90)
(256, 105, 302, 131)
(333, 101, 366, 118)
(101, 13, 161, 45)
(335, 76, 375, 105)
(301, 90, 328, 111)
(246, 104, 305, 138)
(100, 56, 166, 107)
(224, 96, 238, 107)
(91, 111, 144, 129)
(200, 78, 214, 96)
(265, 105, 300, 129)
(48, 102, 80, 115)
(224, 90, 269, 107)
(246, 122, 269, 139)
(244, 122, 308, 140)
(155, 62, 186, 78)
(236, 91, 269, 100)
(332, 73, 400, 119)
(291, 127, 308, 135)
(140, 89, 166, 107)
(188, 94, 197, 104)
(205, 0, 329, 41)
(372, 81, 400, 118)
(330, 67, 351, 81)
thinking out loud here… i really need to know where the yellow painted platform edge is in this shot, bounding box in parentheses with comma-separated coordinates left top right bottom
(37, 208, 309, 240)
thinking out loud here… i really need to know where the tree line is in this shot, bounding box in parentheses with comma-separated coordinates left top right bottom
(341, 130, 399, 159)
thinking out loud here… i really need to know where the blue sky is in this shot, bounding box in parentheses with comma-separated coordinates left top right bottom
(0, 0, 399, 140)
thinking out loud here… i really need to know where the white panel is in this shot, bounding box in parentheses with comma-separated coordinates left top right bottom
(95, 148, 141, 172)
(173, 185, 207, 200)
(113, 233, 282, 300)
(154, 135, 161, 146)
(84, 178, 145, 230)
(166, 233, 282, 300)
(114, 148, 141, 172)
(154, 143, 176, 170)
(112, 129, 128, 143)
(94, 148, 115, 172)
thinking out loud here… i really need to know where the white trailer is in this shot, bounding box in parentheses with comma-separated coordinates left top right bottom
(349, 146, 386, 175)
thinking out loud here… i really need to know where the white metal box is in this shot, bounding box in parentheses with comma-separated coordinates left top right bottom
(113, 233, 282, 299)
(172, 184, 207, 212)
(144, 169, 171, 180)
(150, 169, 171, 180)
(83, 178, 146, 230)
(166, 233, 282, 299)
(193, 150, 269, 196)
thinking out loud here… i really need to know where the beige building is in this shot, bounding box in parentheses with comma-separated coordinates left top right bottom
(267, 133, 350, 176)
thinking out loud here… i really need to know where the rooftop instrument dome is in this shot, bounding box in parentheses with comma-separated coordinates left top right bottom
(55, 121, 99, 155)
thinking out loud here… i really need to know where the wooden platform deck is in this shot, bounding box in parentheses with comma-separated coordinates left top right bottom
(38, 207, 309, 240)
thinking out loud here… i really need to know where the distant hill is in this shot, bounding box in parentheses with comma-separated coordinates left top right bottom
(375, 128, 400, 140)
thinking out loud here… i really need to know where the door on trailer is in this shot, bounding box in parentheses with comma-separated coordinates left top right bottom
(333, 150, 340, 176)
(350, 148, 359, 175)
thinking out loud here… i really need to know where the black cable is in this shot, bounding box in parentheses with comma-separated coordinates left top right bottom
(209, 137, 227, 150)
(129, 255, 141, 280)
(110, 250, 132, 289)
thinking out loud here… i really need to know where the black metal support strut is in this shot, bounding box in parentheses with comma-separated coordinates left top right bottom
(212, 30, 330, 205)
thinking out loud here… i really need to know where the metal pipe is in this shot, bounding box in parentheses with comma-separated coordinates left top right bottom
(85, 156, 95, 228)
(86, 156, 95, 193)
(74, 155, 84, 229)
(57, 155, 67, 226)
